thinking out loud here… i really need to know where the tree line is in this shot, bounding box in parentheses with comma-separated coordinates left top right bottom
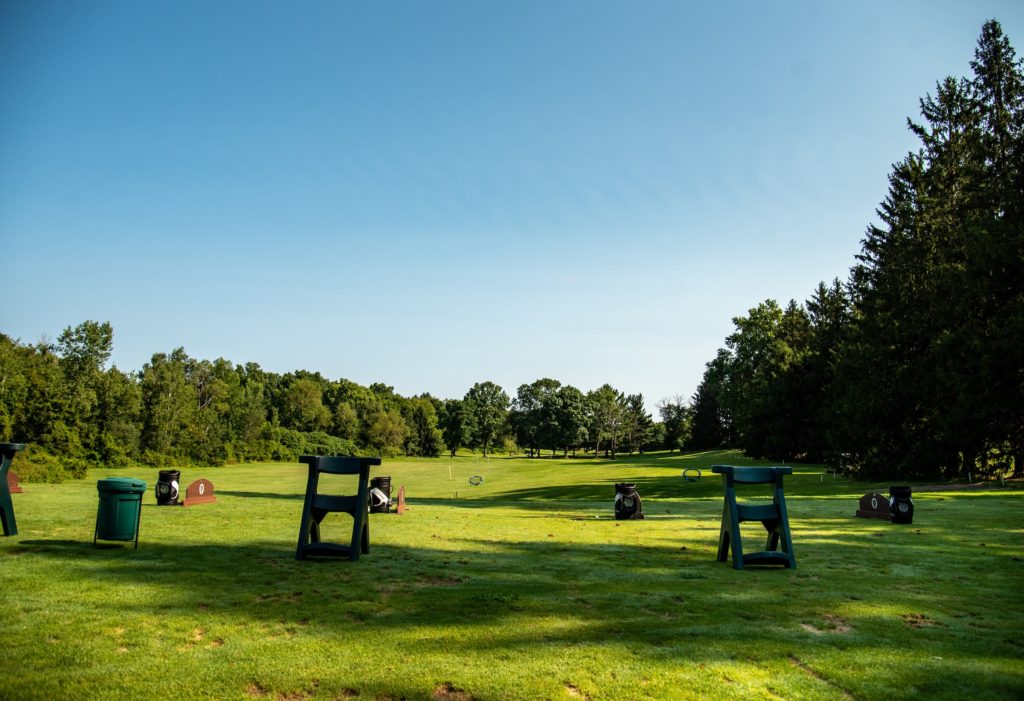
(687, 21, 1023, 481)
(0, 322, 684, 481)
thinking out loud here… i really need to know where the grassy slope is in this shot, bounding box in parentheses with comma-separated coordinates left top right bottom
(2, 449, 1022, 700)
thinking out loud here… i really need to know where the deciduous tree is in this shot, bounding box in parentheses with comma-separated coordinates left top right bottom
(464, 381, 509, 456)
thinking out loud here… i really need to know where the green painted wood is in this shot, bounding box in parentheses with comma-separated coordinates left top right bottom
(296, 455, 381, 562)
(735, 504, 779, 522)
(711, 465, 796, 570)
(718, 465, 793, 483)
(300, 455, 381, 474)
(743, 551, 794, 566)
(312, 494, 360, 513)
(0, 443, 26, 537)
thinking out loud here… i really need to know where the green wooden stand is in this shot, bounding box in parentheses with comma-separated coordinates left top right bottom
(712, 465, 796, 569)
(0, 443, 25, 536)
(296, 455, 381, 562)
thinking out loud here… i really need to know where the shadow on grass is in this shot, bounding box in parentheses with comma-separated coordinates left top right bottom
(14, 513, 1018, 627)
(217, 490, 303, 501)
(481, 474, 720, 503)
(10, 495, 1024, 701)
(11, 535, 727, 635)
(463, 472, 986, 508)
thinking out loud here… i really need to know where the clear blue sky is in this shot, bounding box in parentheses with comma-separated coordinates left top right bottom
(2, 1, 1022, 409)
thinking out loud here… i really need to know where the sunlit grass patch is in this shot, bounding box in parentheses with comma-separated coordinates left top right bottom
(1, 451, 1022, 699)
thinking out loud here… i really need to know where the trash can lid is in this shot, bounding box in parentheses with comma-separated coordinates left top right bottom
(97, 477, 147, 492)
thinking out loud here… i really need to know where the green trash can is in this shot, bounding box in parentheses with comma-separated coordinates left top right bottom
(95, 478, 146, 548)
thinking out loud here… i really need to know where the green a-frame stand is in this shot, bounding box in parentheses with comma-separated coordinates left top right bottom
(296, 455, 381, 562)
(712, 465, 796, 570)
(0, 443, 25, 537)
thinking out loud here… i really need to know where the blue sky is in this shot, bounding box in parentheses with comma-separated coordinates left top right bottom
(2, 1, 1022, 408)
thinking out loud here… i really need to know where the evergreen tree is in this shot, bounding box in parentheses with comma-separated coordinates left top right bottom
(841, 20, 1024, 478)
(688, 381, 723, 450)
(622, 394, 654, 455)
(803, 280, 851, 462)
(969, 19, 1024, 475)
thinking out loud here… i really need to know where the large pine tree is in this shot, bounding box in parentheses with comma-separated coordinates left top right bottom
(841, 20, 1024, 478)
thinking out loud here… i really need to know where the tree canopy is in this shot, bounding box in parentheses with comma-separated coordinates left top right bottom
(0, 323, 668, 479)
(689, 20, 1023, 480)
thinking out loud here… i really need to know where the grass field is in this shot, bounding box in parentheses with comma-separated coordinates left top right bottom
(2, 449, 1022, 700)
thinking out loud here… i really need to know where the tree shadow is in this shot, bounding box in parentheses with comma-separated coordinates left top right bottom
(217, 490, 303, 501)
(9, 489, 1024, 701)
(475, 474, 724, 504)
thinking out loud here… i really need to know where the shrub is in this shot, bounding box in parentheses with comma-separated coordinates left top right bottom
(269, 427, 356, 461)
(12, 445, 83, 483)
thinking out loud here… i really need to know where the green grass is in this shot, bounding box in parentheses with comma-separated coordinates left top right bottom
(2, 449, 1022, 700)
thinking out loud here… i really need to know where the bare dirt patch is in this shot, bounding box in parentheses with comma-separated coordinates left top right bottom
(800, 614, 852, 634)
(415, 577, 465, 588)
(432, 682, 475, 700)
(246, 683, 270, 697)
(564, 683, 591, 700)
(903, 613, 944, 628)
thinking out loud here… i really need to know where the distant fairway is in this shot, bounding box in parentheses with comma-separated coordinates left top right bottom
(2, 450, 1022, 700)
